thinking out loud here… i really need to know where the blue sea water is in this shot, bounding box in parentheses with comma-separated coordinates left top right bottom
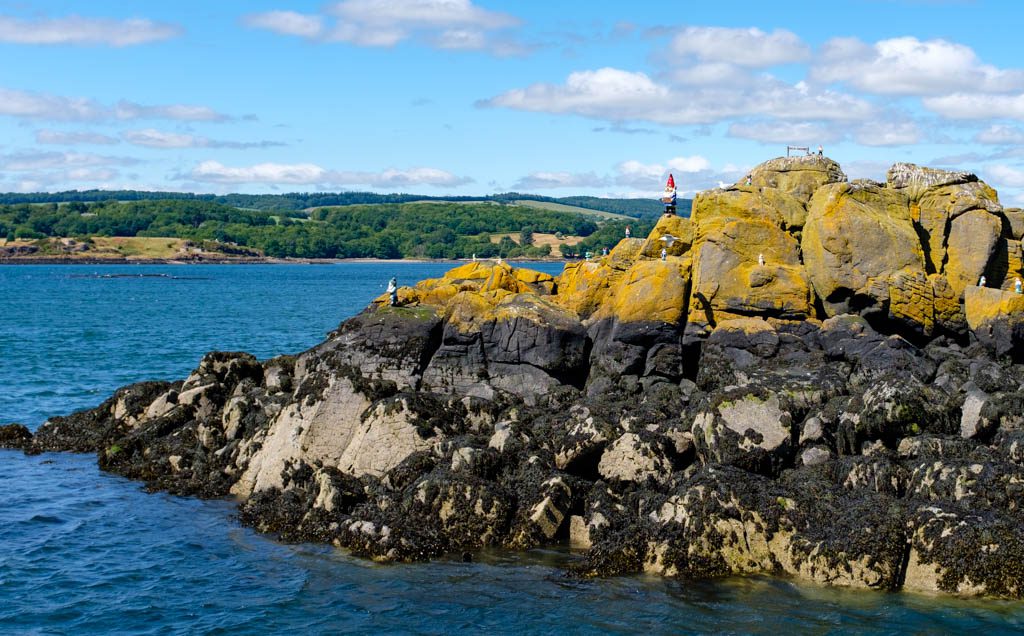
(2, 262, 1024, 634)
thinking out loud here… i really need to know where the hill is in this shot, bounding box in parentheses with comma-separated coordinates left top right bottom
(0, 198, 654, 260)
(0, 189, 684, 220)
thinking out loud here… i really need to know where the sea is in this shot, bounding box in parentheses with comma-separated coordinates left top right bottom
(1, 263, 1023, 634)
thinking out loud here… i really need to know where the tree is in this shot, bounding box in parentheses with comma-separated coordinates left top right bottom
(519, 225, 535, 247)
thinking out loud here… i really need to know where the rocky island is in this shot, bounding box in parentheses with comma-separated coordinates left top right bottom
(6, 155, 1024, 598)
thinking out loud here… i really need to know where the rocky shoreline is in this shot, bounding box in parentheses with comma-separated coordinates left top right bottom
(6, 156, 1024, 598)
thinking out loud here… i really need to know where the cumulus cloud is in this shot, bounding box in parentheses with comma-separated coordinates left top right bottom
(122, 128, 285, 149)
(923, 93, 1024, 120)
(35, 129, 119, 145)
(0, 88, 231, 122)
(812, 36, 1024, 96)
(988, 164, 1024, 188)
(0, 15, 181, 46)
(482, 67, 874, 126)
(975, 124, 1024, 145)
(512, 171, 607, 190)
(185, 160, 472, 188)
(669, 26, 809, 68)
(245, 0, 524, 54)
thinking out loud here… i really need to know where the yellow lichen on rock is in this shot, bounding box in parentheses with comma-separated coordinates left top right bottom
(802, 182, 925, 316)
(443, 261, 497, 281)
(747, 155, 847, 203)
(944, 209, 1003, 296)
(964, 286, 1024, 331)
(929, 274, 966, 334)
(691, 186, 802, 242)
(689, 219, 810, 326)
(604, 237, 644, 270)
(553, 260, 616, 318)
(591, 258, 691, 325)
(640, 214, 693, 259)
(914, 182, 1001, 273)
(888, 268, 935, 335)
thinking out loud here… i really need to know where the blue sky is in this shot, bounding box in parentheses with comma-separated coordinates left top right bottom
(2, 0, 1024, 205)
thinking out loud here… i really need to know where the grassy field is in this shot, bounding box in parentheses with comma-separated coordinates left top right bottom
(1, 236, 262, 260)
(511, 200, 634, 221)
(304, 198, 635, 221)
(489, 232, 584, 248)
(89, 237, 188, 258)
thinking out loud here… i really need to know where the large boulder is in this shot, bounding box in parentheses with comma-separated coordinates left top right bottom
(747, 155, 847, 203)
(587, 258, 691, 383)
(964, 286, 1024, 357)
(689, 219, 810, 327)
(803, 182, 926, 324)
(945, 210, 1003, 295)
(691, 387, 795, 475)
(423, 291, 589, 399)
(690, 187, 793, 241)
(554, 261, 616, 318)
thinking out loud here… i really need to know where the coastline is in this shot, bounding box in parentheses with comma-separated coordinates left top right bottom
(0, 256, 572, 266)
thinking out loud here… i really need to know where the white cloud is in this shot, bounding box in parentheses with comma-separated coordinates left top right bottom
(512, 171, 607, 190)
(853, 120, 921, 146)
(113, 101, 228, 122)
(122, 128, 285, 149)
(0, 151, 139, 171)
(975, 124, 1024, 145)
(123, 129, 197, 148)
(667, 156, 711, 173)
(330, 0, 517, 30)
(0, 88, 105, 121)
(615, 156, 712, 189)
(242, 11, 323, 38)
(812, 36, 1024, 96)
(246, 0, 522, 54)
(190, 161, 325, 184)
(667, 62, 754, 88)
(0, 88, 231, 122)
(669, 26, 809, 68)
(482, 67, 875, 125)
(65, 168, 119, 181)
(924, 93, 1024, 120)
(988, 165, 1024, 188)
(35, 129, 119, 145)
(0, 15, 181, 46)
(186, 161, 472, 187)
(728, 121, 843, 145)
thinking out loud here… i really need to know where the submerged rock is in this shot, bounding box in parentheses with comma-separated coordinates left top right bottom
(22, 156, 1024, 599)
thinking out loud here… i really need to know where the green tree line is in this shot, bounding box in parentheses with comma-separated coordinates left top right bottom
(0, 199, 651, 259)
(0, 189, 684, 219)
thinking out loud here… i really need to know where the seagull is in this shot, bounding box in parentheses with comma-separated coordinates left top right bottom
(659, 234, 679, 248)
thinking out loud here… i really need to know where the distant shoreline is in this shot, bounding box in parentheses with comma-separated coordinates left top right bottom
(0, 256, 572, 266)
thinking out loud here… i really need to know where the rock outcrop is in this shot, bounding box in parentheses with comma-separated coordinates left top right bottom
(13, 156, 1024, 599)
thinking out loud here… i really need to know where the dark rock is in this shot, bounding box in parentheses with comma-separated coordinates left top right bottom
(0, 423, 32, 449)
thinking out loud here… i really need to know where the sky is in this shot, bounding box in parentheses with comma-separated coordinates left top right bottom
(1, 0, 1024, 205)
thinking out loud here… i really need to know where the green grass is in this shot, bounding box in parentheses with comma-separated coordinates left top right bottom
(512, 200, 634, 221)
